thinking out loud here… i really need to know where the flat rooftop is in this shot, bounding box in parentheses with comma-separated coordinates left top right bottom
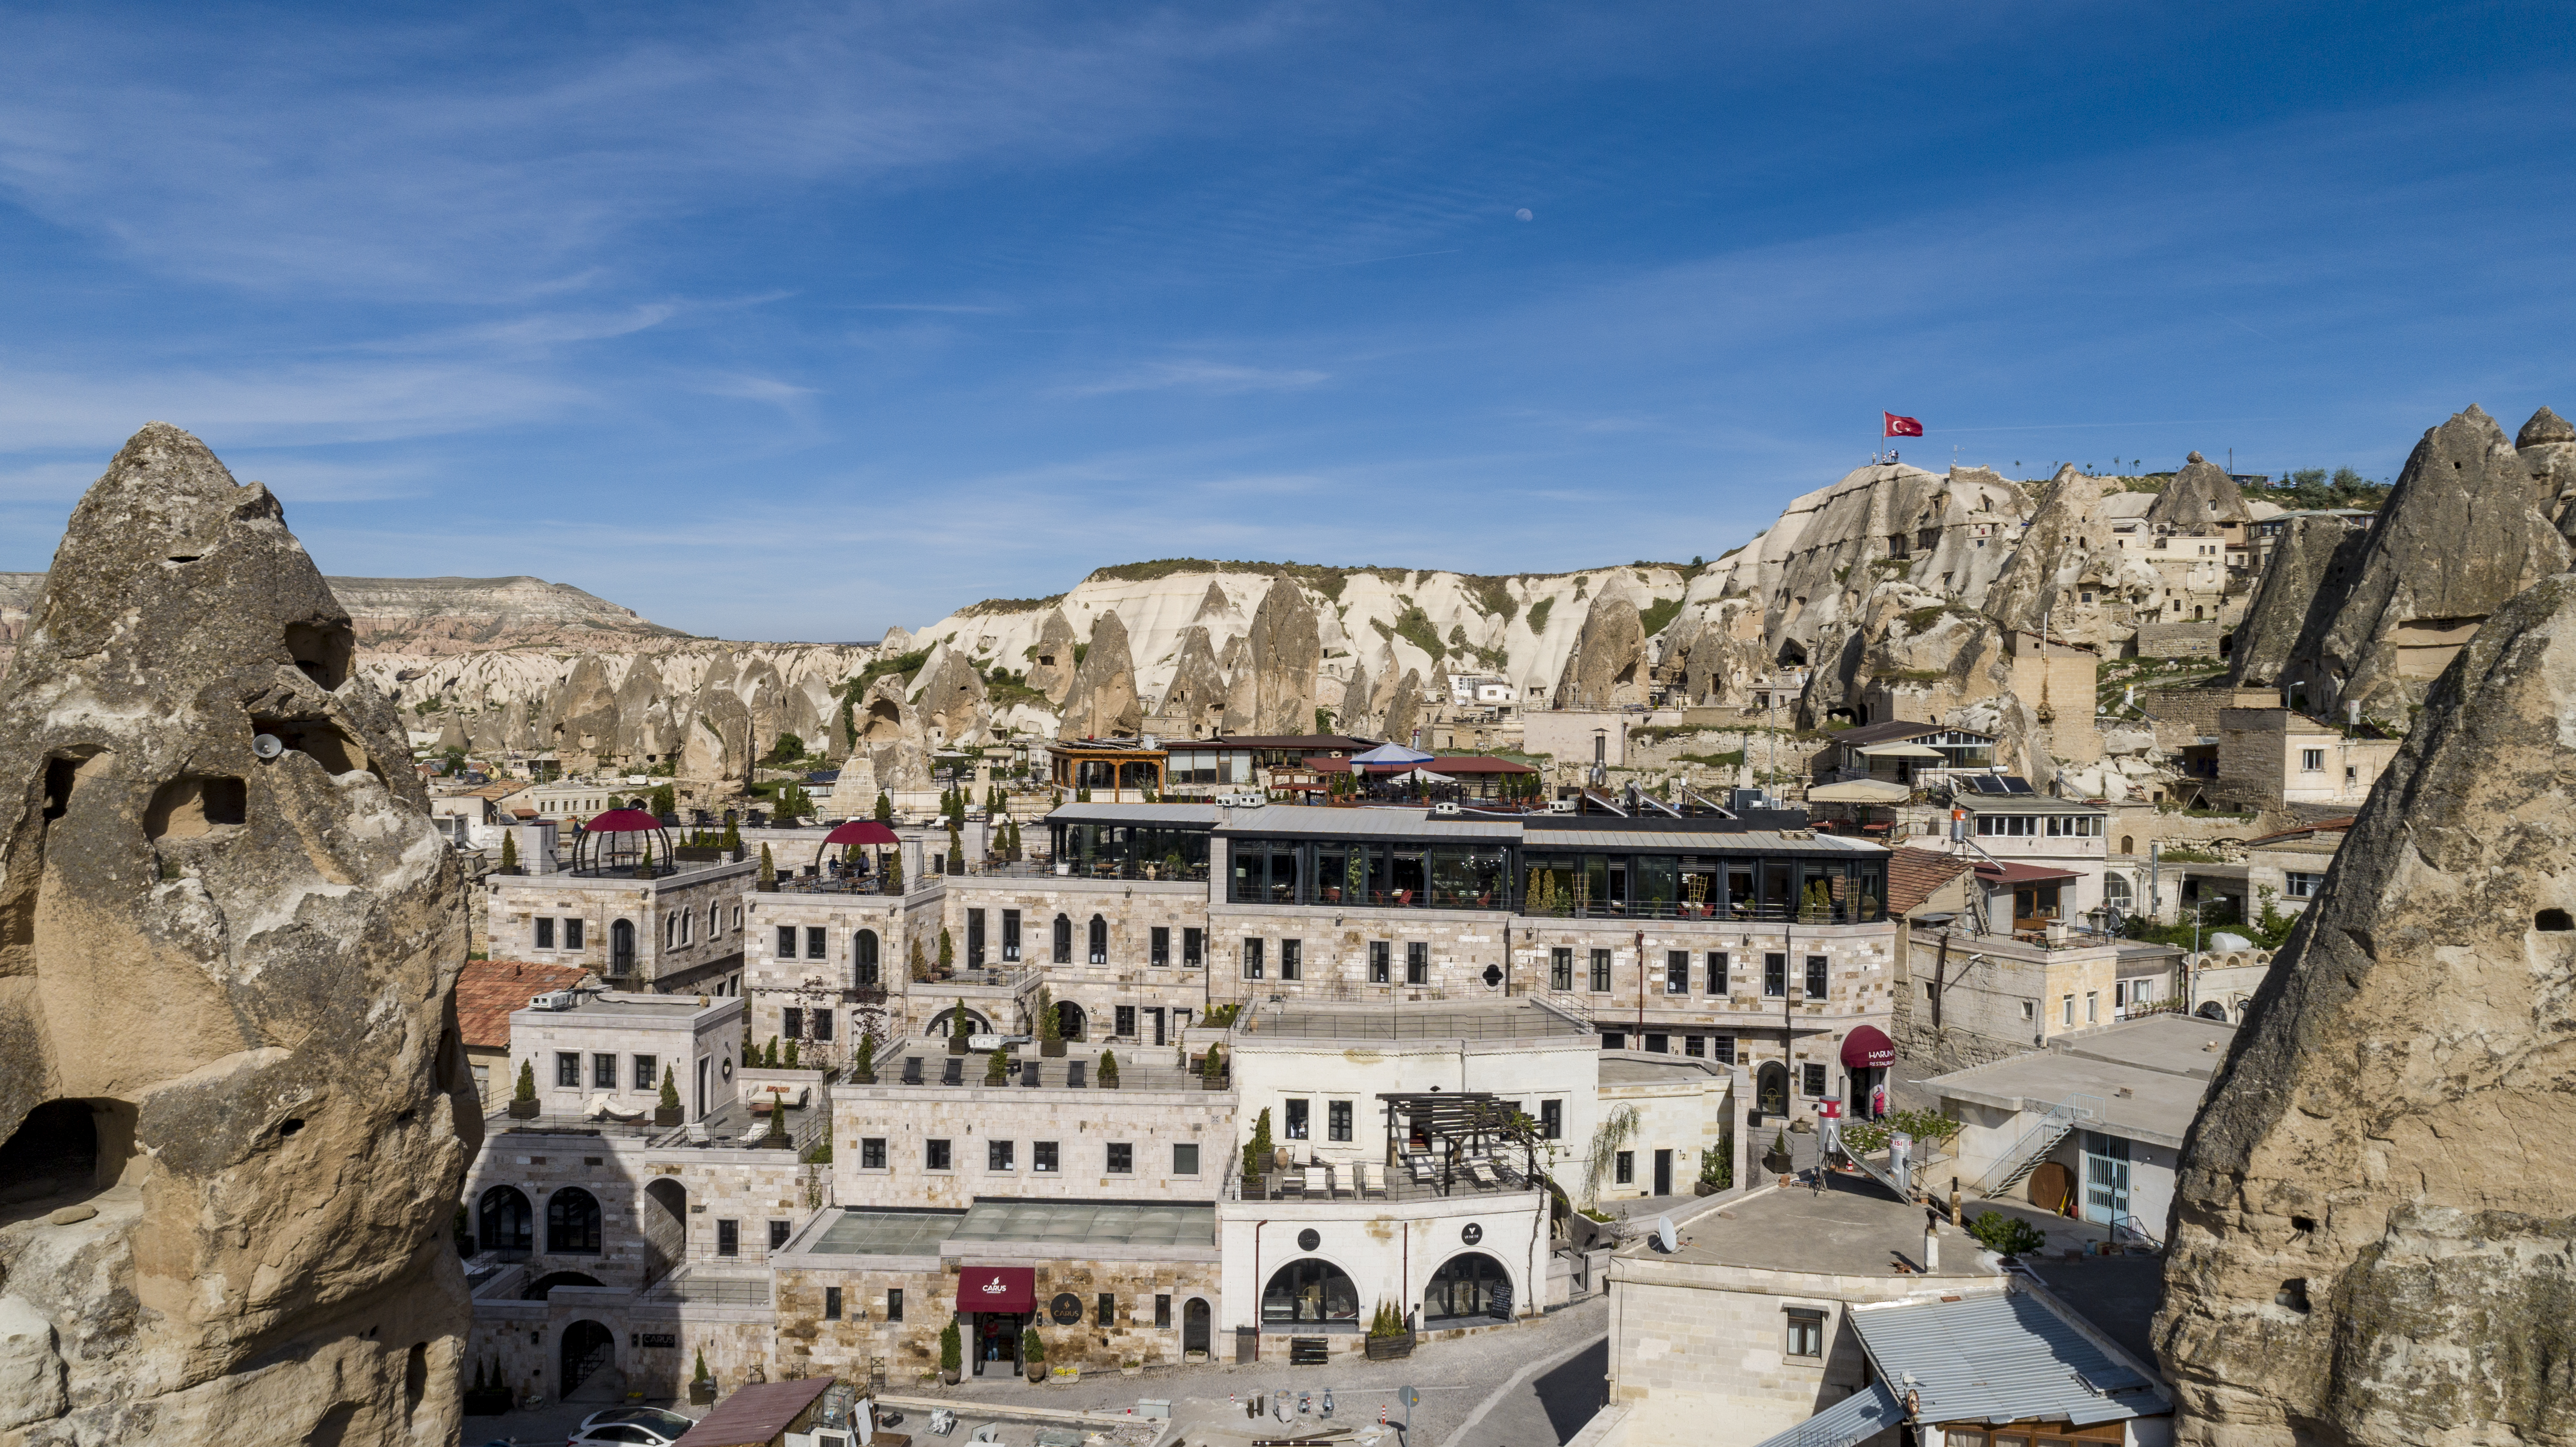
(511, 990, 736, 1026)
(803, 1209, 965, 1257)
(1599, 1053, 1729, 1085)
(1237, 999, 1590, 1043)
(1631, 1173, 1997, 1280)
(948, 1199, 1215, 1248)
(1924, 1014, 2232, 1147)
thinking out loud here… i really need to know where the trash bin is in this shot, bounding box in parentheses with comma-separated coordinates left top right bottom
(1236, 1325, 1259, 1365)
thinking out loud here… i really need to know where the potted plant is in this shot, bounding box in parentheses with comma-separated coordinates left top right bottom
(1694, 1139, 1732, 1196)
(654, 1065, 683, 1127)
(463, 1357, 513, 1415)
(938, 1323, 962, 1386)
(507, 1060, 541, 1119)
(1762, 1128, 1793, 1179)
(852, 1033, 877, 1085)
(1364, 1302, 1415, 1360)
(984, 1046, 1010, 1086)
(1038, 987, 1065, 1058)
(1200, 1042, 1226, 1091)
(690, 1347, 718, 1404)
(496, 830, 521, 876)
(1098, 1049, 1119, 1089)
(949, 998, 972, 1056)
(758, 843, 777, 892)
(1022, 1326, 1046, 1383)
(1241, 1107, 1274, 1194)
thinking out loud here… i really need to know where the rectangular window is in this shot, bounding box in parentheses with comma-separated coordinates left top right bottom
(2085, 991, 2098, 1024)
(886, 1288, 903, 1322)
(1285, 1098, 1310, 1140)
(1097, 1293, 1115, 1327)
(1107, 1142, 1133, 1174)
(783, 1006, 803, 1040)
(1407, 942, 1429, 985)
(717, 1219, 739, 1256)
(1785, 1307, 1825, 1358)
(805, 926, 826, 960)
(1371, 940, 1391, 983)
(926, 1139, 952, 1170)
(1644, 1033, 1668, 1053)
(1003, 909, 1022, 962)
(1155, 1294, 1172, 1328)
(535, 917, 555, 950)
(1666, 950, 1689, 995)
(1707, 952, 1729, 994)
(1033, 1141, 1058, 1173)
(1183, 927, 1205, 968)
(1713, 1036, 1736, 1065)
(555, 1052, 580, 1087)
(2286, 871, 2325, 898)
(1151, 927, 1170, 967)
(1550, 947, 1572, 991)
(989, 1139, 1015, 1171)
(1054, 915, 1072, 964)
(592, 1052, 618, 1089)
(1589, 949, 1612, 992)
(1540, 1100, 1562, 1139)
(1328, 1100, 1352, 1141)
(769, 1219, 791, 1250)
(633, 1054, 658, 1092)
(1801, 1062, 1827, 1097)
(967, 909, 986, 967)
(861, 1137, 886, 1169)
(1684, 1035, 1705, 1058)
(1115, 1005, 1136, 1038)
(824, 1286, 842, 1321)
(1242, 938, 1264, 979)
(2301, 748, 2325, 773)
(776, 925, 796, 958)
(2063, 995, 2075, 1026)
(1614, 1150, 1634, 1185)
(1280, 938, 1302, 981)
(565, 918, 583, 949)
(1804, 955, 1828, 999)
(1172, 1142, 1200, 1175)
(1764, 953, 1787, 996)
(814, 1008, 834, 1041)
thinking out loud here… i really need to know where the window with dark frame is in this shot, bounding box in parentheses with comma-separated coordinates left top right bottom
(1371, 940, 1391, 982)
(1707, 951, 1728, 994)
(633, 1053, 657, 1091)
(1173, 1142, 1200, 1175)
(1551, 947, 1573, 991)
(1801, 1062, 1827, 1097)
(1155, 1294, 1172, 1328)
(1407, 942, 1429, 985)
(717, 1219, 739, 1256)
(861, 1137, 886, 1169)
(1713, 1036, 1737, 1065)
(1589, 949, 1612, 992)
(1033, 1141, 1058, 1173)
(565, 918, 583, 949)
(1666, 950, 1689, 994)
(556, 1052, 580, 1087)
(592, 1052, 617, 1089)
(1785, 1307, 1825, 1357)
(886, 1288, 903, 1321)
(1540, 1099, 1562, 1138)
(1116, 1005, 1136, 1037)
(824, 1286, 842, 1320)
(769, 1220, 791, 1250)
(1614, 1150, 1634, 1185)
(1242, 938, 1264, 979)
(989, 1139, 1015, 1171)
(1684, 1036, 1705, 1058)
(1088, 914, 1108, 964)
(1280, 938, 1302, 980)
(1328, 1100, 1352, 1141)
(1107, 1142, 1133, 1173)
(926, 1139, 952, 1170)
(1151, 927, 1170, 966)
(805, 926, 826, 960)
(1764, 952, 1787, 996)
(1053, 914, 1073, 964)
(1003, 909, 1022, 962)
(1097, 1292, 1115, 1326)
(1184, 927, 1205, 967)
(813, 1009, 834, 1041)
(776, 926, 796, 958)
(783, 1007, 803, 1040)
(1804, 954, 1828, 999)
(967, 909, 986, 967)
(535, 917, 554, 950)
(1284, 1098, 1309, 1140)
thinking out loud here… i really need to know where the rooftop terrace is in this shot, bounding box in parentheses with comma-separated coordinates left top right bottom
(1629, 1172, 1998, 1280)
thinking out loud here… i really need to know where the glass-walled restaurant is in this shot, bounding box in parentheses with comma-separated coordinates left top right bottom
(1222, 831, 1889, 923)
(1046, 818, 1214, 880)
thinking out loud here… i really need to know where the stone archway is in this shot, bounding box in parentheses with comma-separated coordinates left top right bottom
(643, 1178, 686, 1287)
(1055, 1000, 1087, 1042)
(560, 1319, 616, 1400)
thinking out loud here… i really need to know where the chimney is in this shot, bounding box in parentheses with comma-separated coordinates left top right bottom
(1923, 1225, 1940, 1272)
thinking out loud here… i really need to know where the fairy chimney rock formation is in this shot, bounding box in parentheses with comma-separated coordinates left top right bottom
(908, 643, 989, 746)
(1058, 611, 1143, 739)
(0, 423, 475, 1445)
(1023, 610, 1080, 705)
(2143, 450, 2253, 529)
(1222, 576, 1323, 735)
(2516, 404, 2576, 537)
(2156, 571, 2576, 1446)
(1553, 587, 1647, 708)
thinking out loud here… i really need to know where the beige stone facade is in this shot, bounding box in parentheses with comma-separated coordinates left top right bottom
(491, 858, 755, 994)
(831, 1074, 1231, 1210)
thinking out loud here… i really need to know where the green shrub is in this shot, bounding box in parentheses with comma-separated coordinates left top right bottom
(514, 1060, 537, 1103)
(1021, 1326, 1045, 1364)
(939, 1322, 961, 1373)
(1966, 1210, 2049, 1257)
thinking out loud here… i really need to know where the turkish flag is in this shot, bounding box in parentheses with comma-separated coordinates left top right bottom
(1883, 413, 1924, 438)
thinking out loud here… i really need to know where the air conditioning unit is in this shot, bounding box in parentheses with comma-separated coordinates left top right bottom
(1217, 792, 1267, 809)
(1431, 802, 1462, 816)
(529, 990, 580, 1011)
(1545, 799, 1577, 814)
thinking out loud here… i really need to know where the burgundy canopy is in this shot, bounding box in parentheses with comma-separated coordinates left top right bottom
(1840, 1025, 1896, 1069)
(824, 820, 900, 846)
(957, 1265, 1035, 1313)
(582, 807, 662, 833)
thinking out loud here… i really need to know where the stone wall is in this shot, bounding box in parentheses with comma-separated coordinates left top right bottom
(2135, 622, 2222, 658)
(831, 1082, 1231, 1210)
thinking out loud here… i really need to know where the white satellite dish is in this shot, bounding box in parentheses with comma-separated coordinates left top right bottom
(1654, 1216, 1678, 1253)
(251, 733, 285, 760)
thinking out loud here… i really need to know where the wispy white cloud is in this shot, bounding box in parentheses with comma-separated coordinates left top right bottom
(1054, 360, 1330, 398)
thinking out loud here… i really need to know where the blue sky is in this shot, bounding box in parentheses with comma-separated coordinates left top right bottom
(3, 2, 2572, 640)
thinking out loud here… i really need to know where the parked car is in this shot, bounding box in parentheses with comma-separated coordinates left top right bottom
(566, 1419, 688, 1447)
(579, 1408, 696, 1439)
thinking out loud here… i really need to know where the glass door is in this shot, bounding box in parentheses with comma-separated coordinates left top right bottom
(2081, 1131, 2131, 1227)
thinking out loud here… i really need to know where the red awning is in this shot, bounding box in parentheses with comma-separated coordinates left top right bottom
(1971, 859, 2081, 886)
(825, 820, 900, 846)
(582, 807, 661, 833)
(957, 1265, 1034, 1313)
(1841, 1025, 1896, 1069)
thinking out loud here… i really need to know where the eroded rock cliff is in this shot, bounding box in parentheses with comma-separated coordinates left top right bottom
(0, 424, 475, 1445)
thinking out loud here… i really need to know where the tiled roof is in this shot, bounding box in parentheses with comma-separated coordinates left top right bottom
(1887, 847, 1973, 914)
(456, 959, 591, 1049)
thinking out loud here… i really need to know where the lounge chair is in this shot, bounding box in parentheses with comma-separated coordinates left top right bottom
(1406, 1154, 1437, 1184)
(1067, 1061, 1088, 1088)
(1305, 1165, 1332, 1198)
(1359, 1161, 1387, 1197)
(1278, 1170, 1305, 1198)
(1020, 1063, 1042, 1087)
(900, 1056, 924, 1085)
(940, 1058, 963, 1086)
(1467, 1160, 1501, 1189)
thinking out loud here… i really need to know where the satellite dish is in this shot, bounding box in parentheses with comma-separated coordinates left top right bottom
(1654, 1216, 1678, 1253)
(251, 734, 285, 760)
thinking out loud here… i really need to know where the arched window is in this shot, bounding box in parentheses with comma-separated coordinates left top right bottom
(1426, 1252, 1512, 1321)
(611, 919, 635, 974)
(665, 914, 678, 948)
(2120, 835, 2134, 855)
(1261, 1258, 1358, 1324)
(546, 1187, 602, 1255)
(1052, 914, 1073, 965)
(2103, 874, 2133, 911)
(478, 1184, 532, 1252)
(854, 930, 880, 988)
(1088, 915, 1108, 965)
(1756, 1061, 1788, 1118)
(708, 903, 719, 937)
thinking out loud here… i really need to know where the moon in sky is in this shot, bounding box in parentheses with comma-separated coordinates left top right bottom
(1514, 208, 1534, 221)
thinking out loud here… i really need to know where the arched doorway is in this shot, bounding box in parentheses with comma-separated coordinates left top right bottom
(854, 930, 880, 988)
(522, 1270, 603, 1300)
(560, 1319, 615, 1399)
(933, 1005, 989, 1038)
(1261, 1258, 1358, 1324)
(546, 1187, 602, 1255)
(1425, 1252, 1513, 1322)
(0, 1100, 101, 1203)
(1183, 1298, 1211, 1356)
(1055, 1000, 1086, 1042)
(1756, 1062, 1789, 1119)
(610, 919, 635, 974)
(478, 1184, 533, 1252)
(643, 1179, 686, 1287)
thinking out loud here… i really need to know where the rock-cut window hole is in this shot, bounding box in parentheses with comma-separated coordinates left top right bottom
(2536, 909, 2573, 932)
(0, 1097, 136, 1203)
(2291, 1215, 2317, 1233)
(145, 776, 247, 840)
(2275, 1278, 2311, 1312)
(249, 717, 378, 782)
(282, 621, 354, 691)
